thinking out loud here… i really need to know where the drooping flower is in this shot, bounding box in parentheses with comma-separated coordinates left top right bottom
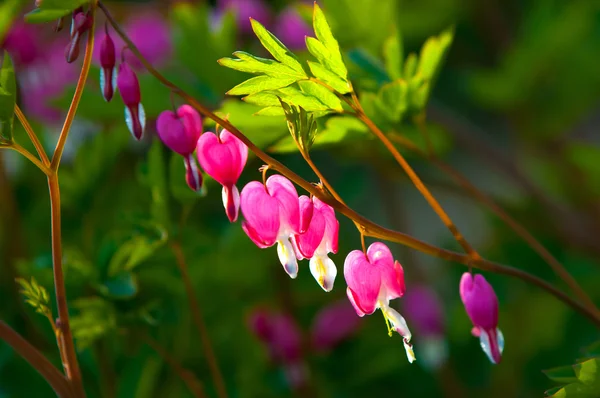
(65, 8, 93, 63)
(123, 12, 172, 69)
(117, 61, 146, 140)
(240, 175, 300, 277)
(156, 105, 204, 192)
(99, 26, 117, 102)
(197, 129, 248, 222)
(459, 272, 504, 364)
(403, 285, 447, 370)
(273, 7, 312, 50)
(292, 196, 339, 291)
(310, 300, 360, 352)
(344, 242, 415, 363)
(2, 21, 41, 67)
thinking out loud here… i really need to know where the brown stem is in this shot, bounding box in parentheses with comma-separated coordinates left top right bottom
(0, 321, 74, 398)
(170, 242, 228, 398)
(15, 104, 50, 165)
(48, 175, 85, 396)
(388, 132, 599, 317)
(99, 1, 600, 328)
(354, 107, 481, 262)
(50, 3, 96, 171)
(143, 334, 207, 398)
(6, 143, 51, 175)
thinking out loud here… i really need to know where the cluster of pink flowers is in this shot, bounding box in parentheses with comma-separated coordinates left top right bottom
(154, 101, 505, 364)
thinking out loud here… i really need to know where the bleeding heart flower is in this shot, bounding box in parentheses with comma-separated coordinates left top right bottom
(273, 7, 312, 50)
(344, 242, 415, 363)
(197, 129, 248, 222)
(292, 196, 339, 291)
(156, 105, 204, 192)
(310, 300, 360, 352)
(65, 8, 92, 64)
(117, 61, 146, 140)
(240, 175, 300, 277)
(459, 272, 504, 364)
(99, 26, 117, 102)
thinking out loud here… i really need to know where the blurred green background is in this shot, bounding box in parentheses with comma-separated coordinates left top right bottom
(1, 0, 600, 397)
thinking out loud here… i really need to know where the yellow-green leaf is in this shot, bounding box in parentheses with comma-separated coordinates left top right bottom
(308, 61, 351, 94)
(298, 80, 342, 111)
(218, 51, 305, 80)
(377, 79, 408, 122)
(227, 75, 298, 96)
(383, 30, 403, 80)
(312, 3, 347, 78)
(250, 18, 305, 75)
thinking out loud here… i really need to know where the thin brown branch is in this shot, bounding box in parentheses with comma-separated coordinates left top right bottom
(388, 132, 599, 317)
(6, 143, 51, 175)
(170, 242, 228, 398)
(0, 321, 74, 398)
(50, 4, 96, 171)
(100, 1, 600, 328)
(143, 334, 207, 398)
(14, 104, 50, 166)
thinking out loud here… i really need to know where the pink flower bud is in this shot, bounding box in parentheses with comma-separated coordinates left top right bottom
(459, 272, 504, 364)
(344, 242, 415, 363)
(99, 27, 117, 102)
(240, 175, 300, 277)
(197, 129, 248, 222)
(117, 62, 145, 140)
(65, 9, 92, 64)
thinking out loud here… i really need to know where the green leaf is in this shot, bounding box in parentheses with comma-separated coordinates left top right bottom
(107, 223, 167, 276)
(249, 18, 305, 75)
(0, 53, 16, 143)
(574, 359, 600, 387)
(219, 51, 306, 80)
(312, 3, 346, 78)
(404, 53, 418, 80)
(377, 79, 408, 122)
(271, 116, 369, 153)
(383, 29, 403, 80)
(417, 26, 454, 81)
(25, 0, 90, 23)
(278, 86, 329, 111)
(297, 80, 343, 111)
(0, 0, 22, 40)
(254, 106, 285, 116)
(145, 140, 171, 229)
(544, 365, 578, 384)
(307, 61, 351, 94)
(101, 272, 138, 299)
(71, 297, 116, 350)
(16, 277, 51, 316)
(227, 75, 298, 96)
(242, 91, 280, 107)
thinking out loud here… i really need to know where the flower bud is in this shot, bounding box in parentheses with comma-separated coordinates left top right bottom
(156, 105, 202, 156)
(117, 61, 145, 140)
(99, 27, 117, 102)
(65, 9, 92, 64)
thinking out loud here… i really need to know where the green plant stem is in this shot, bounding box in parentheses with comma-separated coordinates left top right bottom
(6, 143, 51, 175)
(48, 175, 85, 397)
(388, 131, 599, 318)
(15, 104, 50, 165)
(170, 242, 228, 398)
(0, 321, 74, 398)
(99, 1, 600, 328)
(144, 334, 207, 398)
(50, 3, 96, 172)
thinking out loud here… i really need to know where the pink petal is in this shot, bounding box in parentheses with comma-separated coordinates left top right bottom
(478, 327, 504, 364)
(266, 175, 300, 235)
(314, 197, 338, 254)
(368, 242, 404, 300)
(459, 273, 498, 331)
(343, 250, 381, 316)
(295, 200, 325, 259)
(156, 110, 194, 155)
(240, 181, 280, 247)
(177, 104, 203, 144)
(222, 184, 240, 222)
(184, 154, 203, 192)
(298, 195, 314, 234)
(197, 130, 247, 186)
